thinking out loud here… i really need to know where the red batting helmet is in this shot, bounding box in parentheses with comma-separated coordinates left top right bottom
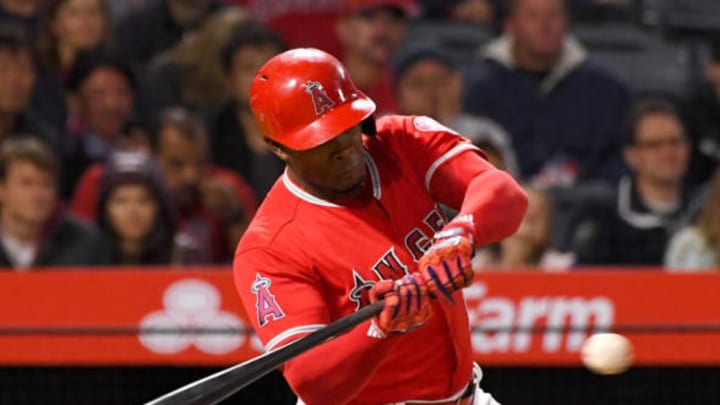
(249, 48, 376, 151)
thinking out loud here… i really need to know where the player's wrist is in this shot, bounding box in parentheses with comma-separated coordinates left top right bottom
(437, 214, 476, 246)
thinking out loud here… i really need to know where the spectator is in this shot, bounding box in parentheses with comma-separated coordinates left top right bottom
(62, 49, 140, 196)
(153, 108, 255, 262)
(0, 23, 57, 149)
(37, 0, 110, 75)
(146, 7, 250, 114)
(208, 22, 285, 200)
(113, 0, 224, 65)
(0, 0, 40, 37)
(70, 108, 256, 263)
(682, 36, 720, 186)
(33, 0, 112, 132)
(393, 42, 520, 175)
(336, 0, 416, 115)
(474, 186, 574, 270)
(569, 100, 693, 266)
(0, 137, 110, 269)
(665, 169, 720, 271)
(394, 43, 463, 126)
(96, 150, 176, 265)
(229, 0, 344, 56)
(463, 0, 630, 188)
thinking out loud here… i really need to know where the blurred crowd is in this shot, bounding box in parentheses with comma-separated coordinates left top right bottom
(0, 0, 718, 271)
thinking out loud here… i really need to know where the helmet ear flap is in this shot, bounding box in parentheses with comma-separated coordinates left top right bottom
(361, 116, 376, 136)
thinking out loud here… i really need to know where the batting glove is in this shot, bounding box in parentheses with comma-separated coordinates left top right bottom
(418, 217, 476, 304)
(367, 272, 433, 339)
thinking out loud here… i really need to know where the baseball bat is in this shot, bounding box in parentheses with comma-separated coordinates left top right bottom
(144, 300, 384, 405)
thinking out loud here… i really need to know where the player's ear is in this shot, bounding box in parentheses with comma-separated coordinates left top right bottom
(265, 138, 290, 162)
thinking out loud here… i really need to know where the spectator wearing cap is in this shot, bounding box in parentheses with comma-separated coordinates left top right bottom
(0, 137, 110, 269)
(113, 0, 224, 65)
(568, 100, 694, 266)
(71, 108, 256, 264)
(463, 0, 630, 188)
(62, 48, 143, 197)
(32, 0, 112, 134)
(394, 42, 519, 175)
(96, 150, 177, 265)
(208, 21, 286, 201)
(682, 36, 720, 186)
(337, 0, 417, 115)
(0, 23, 58, 150)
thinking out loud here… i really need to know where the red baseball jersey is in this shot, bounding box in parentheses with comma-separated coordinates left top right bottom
(234, 115, 483, 404)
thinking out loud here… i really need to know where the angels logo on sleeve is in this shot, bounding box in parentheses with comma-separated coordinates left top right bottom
(251, 274, 285, 327)
(305, 81, 336, 115)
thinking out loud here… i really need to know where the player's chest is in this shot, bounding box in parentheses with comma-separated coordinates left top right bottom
(309, 199, 447, 314)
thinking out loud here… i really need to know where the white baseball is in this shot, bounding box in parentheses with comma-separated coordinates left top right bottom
(581, 333, 634, 375)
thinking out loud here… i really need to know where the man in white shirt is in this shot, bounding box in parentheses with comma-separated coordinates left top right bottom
(0, 137, 109, 269)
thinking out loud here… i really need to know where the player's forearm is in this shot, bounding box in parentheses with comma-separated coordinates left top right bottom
(458, 169, 528, 246)
(283, 320, 401, 405)
(430, 152, 528, 246)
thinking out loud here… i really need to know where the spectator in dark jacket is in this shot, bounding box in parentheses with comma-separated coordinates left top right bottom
(0, 23, 58, 150)
(113, 0, 223, 65)
(569, 100, 694, 266)
(463, 0, 630, 188)
(0, 137, 110, 269)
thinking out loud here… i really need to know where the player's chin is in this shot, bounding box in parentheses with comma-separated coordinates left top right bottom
(334, 172, 366, 194)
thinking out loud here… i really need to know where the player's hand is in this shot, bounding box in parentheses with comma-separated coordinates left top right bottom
(367, 272, 433, 339)
(418, 220, 476, 304)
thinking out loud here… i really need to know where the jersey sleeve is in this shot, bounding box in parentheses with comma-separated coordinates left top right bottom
(377, 115, 486, 194)
(233, 246, 329, 353)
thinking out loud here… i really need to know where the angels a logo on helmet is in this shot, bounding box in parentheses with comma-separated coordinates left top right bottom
(251, 274, 285, 327)
(305, 81, 336, 115)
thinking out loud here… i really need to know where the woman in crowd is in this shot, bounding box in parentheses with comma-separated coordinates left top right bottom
(33, 0, 111, 131)
(665, 169, 720, 270)
(96, 151, 176, 265)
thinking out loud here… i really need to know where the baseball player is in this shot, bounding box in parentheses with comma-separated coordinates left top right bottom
(233, 48, 528, 405)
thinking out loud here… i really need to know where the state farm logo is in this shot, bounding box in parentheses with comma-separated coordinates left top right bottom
(465, 282, 614, 353)
(139, 279, 261, 355)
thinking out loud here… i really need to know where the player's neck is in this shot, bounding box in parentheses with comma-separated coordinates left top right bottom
(287, 168, 370, 204)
